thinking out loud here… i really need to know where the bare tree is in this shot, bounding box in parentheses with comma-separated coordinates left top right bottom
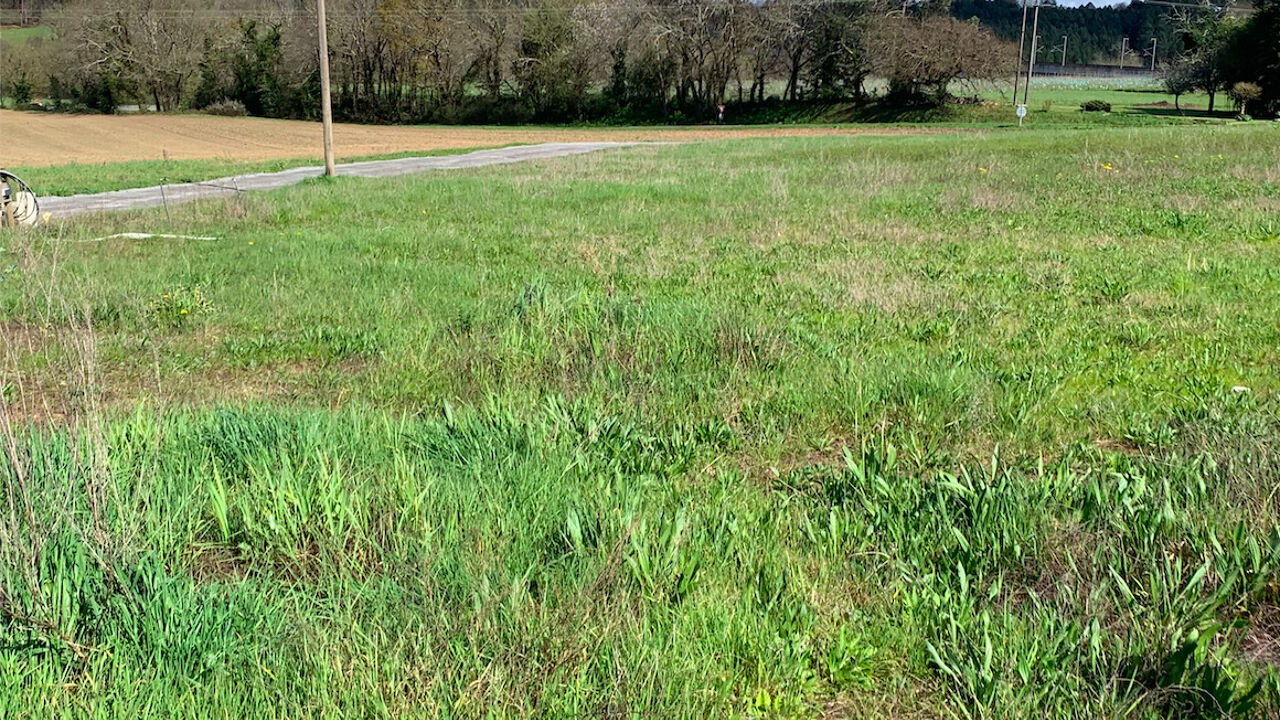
(380, 0, 474, 109)
(864, 14, 1010, 100)
(55, 0, 214, 111)
(774, 0, 815, 101)
(466, 0, 519, 99)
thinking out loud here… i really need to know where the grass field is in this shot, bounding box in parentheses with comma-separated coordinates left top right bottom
(0, 108, 949, 182)
(1, 78, 1241, 198)
(2, 123, 1280, 718)
(0, 25, 52, 45)
(979, 76, 1214, 109)
(758, 77, 1227, 127)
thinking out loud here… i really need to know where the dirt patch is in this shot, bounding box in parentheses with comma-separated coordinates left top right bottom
(1242, 603, 1280, 667)
(0, 321, 54, 357)
(1232, 164, 1280, 185)
(186, 545, 253, 583)
(782, 252, 935, 313)
(0, 110, 960, 168)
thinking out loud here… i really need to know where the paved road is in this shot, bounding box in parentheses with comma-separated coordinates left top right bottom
(40, 142, 642, 218)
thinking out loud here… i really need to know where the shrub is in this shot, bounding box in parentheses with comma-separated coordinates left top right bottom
(1080, 99, 1111, 112)
(11, 77, 34, 105)
(1229, 81, 1262, 117)
(203, 99, 247, 117)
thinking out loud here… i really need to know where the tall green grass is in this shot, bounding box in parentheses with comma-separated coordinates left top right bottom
(2, 405, 1277, 717)
(2, 123, 1279, 717)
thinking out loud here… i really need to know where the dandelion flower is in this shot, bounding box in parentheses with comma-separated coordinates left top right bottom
(180, 309, 189, 315)
(248, 241, 254, 246)
(978, 167, 989, 174)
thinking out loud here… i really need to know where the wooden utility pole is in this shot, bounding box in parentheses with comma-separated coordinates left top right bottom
(1022, 3, 1040, 107)
(1149, 37, 1158, 72)
(317, 0, 336, 177)
(1013, 1, 1030, 105)
(1061, 34, 1068, 68)
(1119, 37, 1129, 69)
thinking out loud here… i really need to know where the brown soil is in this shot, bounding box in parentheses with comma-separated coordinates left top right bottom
(1242, 603, 1280, 667)
(0, 110, 951, 168)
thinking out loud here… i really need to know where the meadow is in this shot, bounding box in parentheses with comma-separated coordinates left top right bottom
(1, 77, 1233, 199)
(2, 122, 1279, 718)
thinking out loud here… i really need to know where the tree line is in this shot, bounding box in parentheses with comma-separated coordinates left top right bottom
(3, 0, 1012, 123)
(950, 0, 1185, 66)
(1, 0, 1276, 121)
(1160, 0, 1280, 116)
(952, 0, 1279, 117)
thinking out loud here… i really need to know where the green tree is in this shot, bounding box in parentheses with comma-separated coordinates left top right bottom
(1160, 59, 1197, 110)
(1174, 2, 1242, 112)
(1224, 0, 1280, 116)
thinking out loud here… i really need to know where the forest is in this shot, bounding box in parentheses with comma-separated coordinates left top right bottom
(950, 0, 1184, 66)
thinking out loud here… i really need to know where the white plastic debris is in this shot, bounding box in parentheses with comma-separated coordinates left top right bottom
(90, 233, 217, 241)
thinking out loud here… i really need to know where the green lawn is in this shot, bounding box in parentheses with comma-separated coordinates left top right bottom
(982, 76, 1223, 118)
(2, 124, 1279, 718)
(0, 25, 53, 45)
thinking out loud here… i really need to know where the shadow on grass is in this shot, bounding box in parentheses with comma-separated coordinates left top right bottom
(1130, 106, 1239, 119)
(724, 98, 954, 125)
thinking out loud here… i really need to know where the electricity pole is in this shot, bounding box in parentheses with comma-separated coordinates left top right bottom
(1013, 0, 1029, 106)
(1149, 37, 1158, 72)
(317, 0, 336, 177)
(1022, 3, 1041, 107)
(1061, 34, 1068, 69)
(1119, 37, 1129, 70)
